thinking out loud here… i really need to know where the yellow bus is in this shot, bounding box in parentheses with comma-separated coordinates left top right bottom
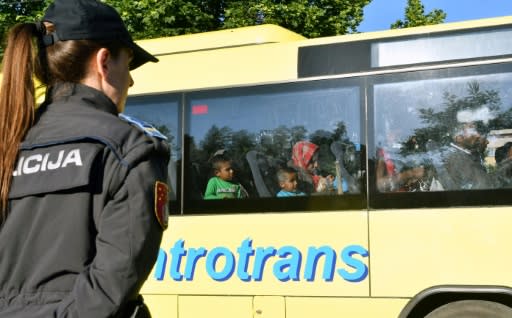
(125, 20, 512, 318)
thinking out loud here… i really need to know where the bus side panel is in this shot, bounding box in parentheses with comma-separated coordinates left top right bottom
(285, 297, 407, 318)
(130, 43, 300, 94)
(369, 207, 512, 297)
(178, 296, 253, 318)
(141, 211, 369, 297)
(144, 295, 178, 318)
(254, 296, 285, 318)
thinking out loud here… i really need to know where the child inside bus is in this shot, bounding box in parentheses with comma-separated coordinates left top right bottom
(204, 155, 247, 199)
(276, 167, 306, 197)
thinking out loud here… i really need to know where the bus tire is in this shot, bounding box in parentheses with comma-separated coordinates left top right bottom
(425, 300, 512, 318)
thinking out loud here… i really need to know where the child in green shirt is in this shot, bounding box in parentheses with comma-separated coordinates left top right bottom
(204, 155, 246, 199)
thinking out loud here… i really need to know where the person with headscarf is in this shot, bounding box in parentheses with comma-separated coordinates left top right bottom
(290, 141, 333, 194)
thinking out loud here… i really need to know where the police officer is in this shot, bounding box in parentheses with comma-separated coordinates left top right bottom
(0, 0, 169, 317)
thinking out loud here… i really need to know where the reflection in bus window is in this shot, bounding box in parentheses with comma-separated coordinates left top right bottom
(373, 70, 512, 192)
(185, 80, 364, 200)
(124, 95, 181, 200)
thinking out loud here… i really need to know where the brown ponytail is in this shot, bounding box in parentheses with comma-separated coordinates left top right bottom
(0, 23, 39, 221)
(0, 21, 125, 222)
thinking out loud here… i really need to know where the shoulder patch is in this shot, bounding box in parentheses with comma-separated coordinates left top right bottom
(119, 113, 168, 140)
(154, 181, 169, 230)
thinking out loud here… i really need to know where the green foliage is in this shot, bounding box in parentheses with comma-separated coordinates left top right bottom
(223, 0, 370, 38)
(401, 81, 510, 156)
(391, 0, 446, 29)
(0, 0, 372, 57)
(105, 0, 221, 40)
(0, 0, 52, 56)
(109, 0, 371, 39)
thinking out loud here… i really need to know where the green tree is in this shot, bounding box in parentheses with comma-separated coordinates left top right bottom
(289, 125, 307, 145)
(223, 0, 371, 38)
(1, 0, 372, 52)
(272, 125, 292, 157)
(228, 129, 256, 163)
(391, 0, 446, 29)
(105, 0, 222, 40)
(401, 81, 503, 155)
(199, 125, 233, 158)
(0, 0, 52, 56)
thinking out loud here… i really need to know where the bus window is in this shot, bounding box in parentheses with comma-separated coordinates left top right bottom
(124, 94, 182, 209)
(184, 78, 366, 213)
(370, 63, 512, 208)
(371, 27, 512, 68)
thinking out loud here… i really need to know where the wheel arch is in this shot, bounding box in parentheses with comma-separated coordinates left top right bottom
(398, 285, 512, 318)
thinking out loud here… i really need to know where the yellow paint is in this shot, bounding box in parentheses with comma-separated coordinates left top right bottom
(129, 41, 300, 95)
(178, 296, 253, 318)
(285, 297, 407, 318)
(145, 295, 406, 318)
(369, 207, 512, 297)
(253, 296, 285, 318)
(136, 24, 305, 56)
(144, 294, 178, 318)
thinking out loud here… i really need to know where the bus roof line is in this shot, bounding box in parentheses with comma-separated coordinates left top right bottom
(152, 41, 282, 57)
(136, 24, 306, 56)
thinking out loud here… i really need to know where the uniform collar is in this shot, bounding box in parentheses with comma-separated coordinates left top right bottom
(45, 82, 119, 115)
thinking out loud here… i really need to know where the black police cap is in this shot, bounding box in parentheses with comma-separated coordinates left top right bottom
(42, 0, 158, 70)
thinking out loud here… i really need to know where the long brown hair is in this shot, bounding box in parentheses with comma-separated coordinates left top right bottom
(0, 21, 123, 222)
(0, 23, 38, 221)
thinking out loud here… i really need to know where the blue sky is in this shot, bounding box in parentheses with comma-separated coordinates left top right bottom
(358, 0, 512, 32)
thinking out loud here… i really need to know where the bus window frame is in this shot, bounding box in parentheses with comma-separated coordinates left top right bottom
(367, 62, 512, 210)
(182, 78, 368, 214)
(124, 92, 184, 215)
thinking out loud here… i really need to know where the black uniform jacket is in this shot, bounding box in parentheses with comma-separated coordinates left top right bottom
(0, 83, 170, 317)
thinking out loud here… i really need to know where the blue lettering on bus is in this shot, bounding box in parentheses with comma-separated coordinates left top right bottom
(154, 249, 167, 281)
(184, 247, 206, 280)
(273, 246, 302, 282)
(237, 238, 254, 281)
(154, 239, 369, 283)
(253, 247, 277, 281)
(169, 239, 186, 281)
(338, 244, 369, 282)
(304, 246, 337, 281)
(206, 247, 236, 281)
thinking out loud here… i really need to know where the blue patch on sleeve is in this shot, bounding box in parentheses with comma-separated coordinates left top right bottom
(119, 113, 168, 140)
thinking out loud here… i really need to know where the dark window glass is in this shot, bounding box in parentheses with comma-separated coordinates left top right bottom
(369, 63, 512, 208)
(184, 79, 366, 213)
(125, 94, 182, 212)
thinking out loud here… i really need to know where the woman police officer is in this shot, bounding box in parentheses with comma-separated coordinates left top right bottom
(0, 0, 170, 317)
